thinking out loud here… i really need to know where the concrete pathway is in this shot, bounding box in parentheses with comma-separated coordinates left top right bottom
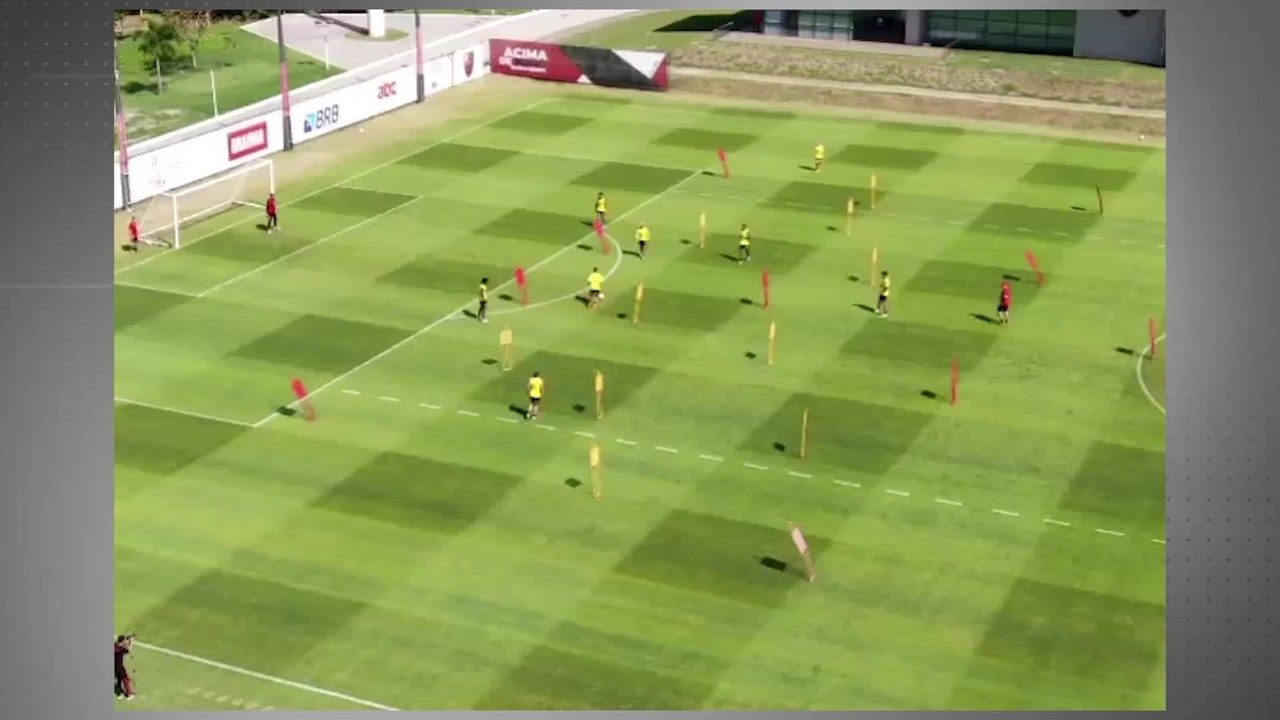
(673, 67, 1166, 119)
(243, 10, 643, 73)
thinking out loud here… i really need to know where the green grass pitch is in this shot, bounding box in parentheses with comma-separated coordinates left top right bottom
(114, 91, 1166, 711)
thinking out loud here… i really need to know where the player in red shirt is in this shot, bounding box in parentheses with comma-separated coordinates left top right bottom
(127, 216, 140, 251)
(997, 280, 1012, 325)
(265, 193, 279, 233)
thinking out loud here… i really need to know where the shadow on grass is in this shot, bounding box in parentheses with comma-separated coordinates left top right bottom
(507, 404, 527, 418)
(565, 477, 583, 489)
(971, 312, 997, 325)
(855, 303, 876, 314)
(920, 389, 939, 400)
(1115, 346, 1136, 356)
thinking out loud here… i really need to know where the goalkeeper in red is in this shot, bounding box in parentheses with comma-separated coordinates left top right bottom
(997, 280, 1012, 325)
(265, 192, 279, 233)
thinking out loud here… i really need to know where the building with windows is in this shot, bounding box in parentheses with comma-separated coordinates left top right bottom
(755, 9, 1165, 66)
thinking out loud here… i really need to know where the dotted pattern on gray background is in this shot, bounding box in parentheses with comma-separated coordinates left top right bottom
(0, 1, 1276, 719)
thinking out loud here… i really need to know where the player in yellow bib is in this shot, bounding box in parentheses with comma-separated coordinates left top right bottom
(586, 267, 605, 308)
(876, 270, 891, 318)
(635, 223, 651, 260)
(477, 277, 489, 323)
(594, 192, 607, 225)
(814, 143, 826, 173)
(738, 223, 752, 264)
(526, 371, 545, 421)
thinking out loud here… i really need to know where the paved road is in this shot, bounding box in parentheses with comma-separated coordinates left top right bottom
(243, 10, 645, 73)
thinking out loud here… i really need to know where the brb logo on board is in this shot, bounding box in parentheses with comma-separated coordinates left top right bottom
(377, 81, 397, 100)
(303, 104, 340, 134)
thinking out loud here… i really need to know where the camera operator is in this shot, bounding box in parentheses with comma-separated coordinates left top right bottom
(114, 634, 135, 700)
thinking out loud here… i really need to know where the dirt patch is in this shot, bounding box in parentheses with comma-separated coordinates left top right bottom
(669, 74, 1165, 140)
(672, 41, 1165, 110)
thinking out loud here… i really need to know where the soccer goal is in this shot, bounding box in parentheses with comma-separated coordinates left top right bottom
(135, 159, 275, 249)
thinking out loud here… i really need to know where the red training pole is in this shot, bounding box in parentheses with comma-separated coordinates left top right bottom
(718, 148, 730, 179)
(1149, 316, 1159, 359)
(1025, 250, 1045, 286)
(291, 378, 316, 422)
(950, 358, 959, 406)
(595, 218, 610, 254)
(762, 269, 771, 309)
(514, 267, 528, 306)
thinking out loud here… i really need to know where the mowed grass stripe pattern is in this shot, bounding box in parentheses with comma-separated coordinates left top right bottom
(115, 93, 1165, 711)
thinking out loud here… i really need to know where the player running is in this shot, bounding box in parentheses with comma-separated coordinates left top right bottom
(814, 143, 826, 173)
(635, 222, 651, 260)
(265, 192, 279, 233)
(526, 371, 545, 421)
(997, 279, 1012, 325)
(477, 277, 490, 323)
(876, 270, 891, 318)
(586, 267, 605, 309)
(738, 223, 752, 264)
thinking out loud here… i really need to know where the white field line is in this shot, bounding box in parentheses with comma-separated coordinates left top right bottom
(114, 396, 254, 427)
(115, 97, 554, 277)
(114, 279, 199, 297)
(254, 170, 702, 427)
(487, 231, 625, 318)
(134, 641, 399, 711)
(193, 192, 424, 298)
(1136, 332, 1167, 415)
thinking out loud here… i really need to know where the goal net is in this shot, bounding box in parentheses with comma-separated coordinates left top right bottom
(135, 159, 275, 249)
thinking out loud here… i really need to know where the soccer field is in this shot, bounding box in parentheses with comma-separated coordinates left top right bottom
(113, 90, 1166, 711)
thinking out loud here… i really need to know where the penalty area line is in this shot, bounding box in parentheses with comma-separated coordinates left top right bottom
(134, 641, 399, 711)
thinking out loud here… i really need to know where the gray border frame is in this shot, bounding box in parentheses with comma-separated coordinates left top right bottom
(3, 0, 1275, 716)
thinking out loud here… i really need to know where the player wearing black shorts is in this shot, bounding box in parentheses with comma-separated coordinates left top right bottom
(477, 278, 489, 323)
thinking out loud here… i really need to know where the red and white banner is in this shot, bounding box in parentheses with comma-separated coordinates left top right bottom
(490, 39, 669, 91)
(227, 121, 269, 161)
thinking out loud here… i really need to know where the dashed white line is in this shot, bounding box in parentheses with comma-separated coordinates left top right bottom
(574, 431, 596, 438)
(1044, 518, 1072, 527)
(914, 215, 932, 222)
(496, 417, 519, 424)
(744, 462, 769, 471)
(885, 489, 911, 498)
(419, 403, 441, 410)
(456, 410, 480, 417)
(377, 396, 400, 403)
(534, 424, 557, 431)
(655, 446, 680, 454)
(947, 219, 965, 226)
(341, 389, 361, 396)
(1017, 226, 1034, 233)
(787, 470, 813, 479)
(698, 454, 724, 462)
(616, 438, 638, 446)
(934, 498, 963, 507)
(1095, 528, 1126, 537)
(1151, 538, 1167, 545)
(834, 479, 861, 489)
(992, 508, 1020, 517)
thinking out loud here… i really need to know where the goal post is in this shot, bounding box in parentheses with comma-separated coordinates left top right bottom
(136, 159, 275, 249)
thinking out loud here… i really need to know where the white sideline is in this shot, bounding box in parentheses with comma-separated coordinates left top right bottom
(255, 169, 703, 427)
(114, 396, 254, 428)
(115, 96, 554, 277)
(134, 641, 399, 711)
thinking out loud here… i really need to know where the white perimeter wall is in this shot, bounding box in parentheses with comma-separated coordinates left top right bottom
(114, 40, 491, 210)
